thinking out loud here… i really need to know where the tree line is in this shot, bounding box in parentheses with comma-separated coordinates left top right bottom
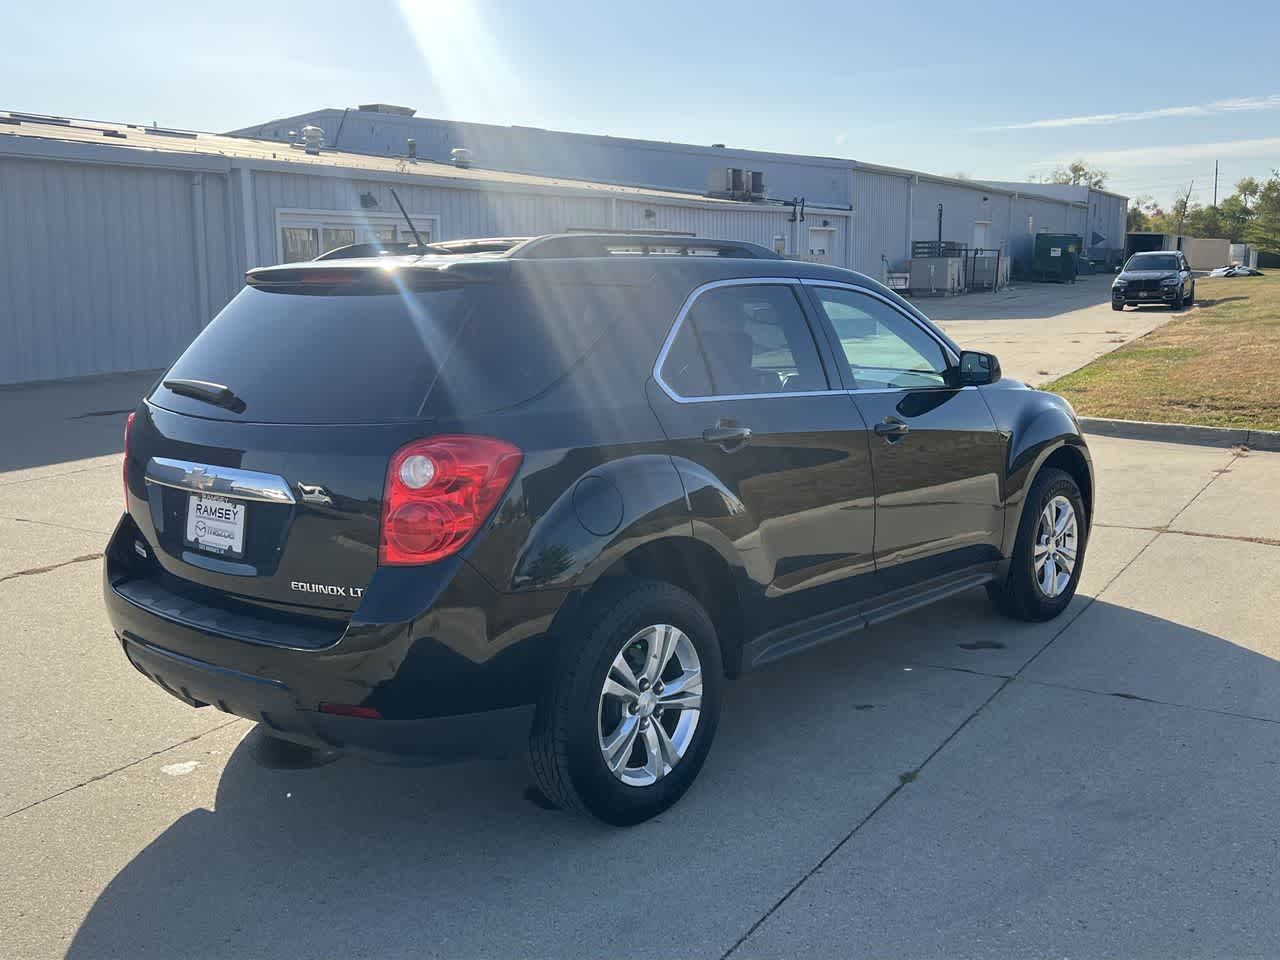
(1128, 172, 1280, 252)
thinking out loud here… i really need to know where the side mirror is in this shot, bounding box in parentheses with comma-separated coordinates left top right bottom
(957, 350, 1001, 386)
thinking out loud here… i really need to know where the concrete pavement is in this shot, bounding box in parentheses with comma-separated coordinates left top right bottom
(914, 275, 1177, 386)
(3, 383, 1279, 958)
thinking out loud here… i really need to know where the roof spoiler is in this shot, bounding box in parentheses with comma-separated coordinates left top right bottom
(313, 237, 531, 261)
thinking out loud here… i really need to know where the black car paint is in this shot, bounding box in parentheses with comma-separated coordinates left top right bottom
(1112, 252, 1193, 306)
(105, 251, 1093, 761)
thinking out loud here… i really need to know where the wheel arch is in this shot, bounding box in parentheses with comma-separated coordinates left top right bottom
(1039, 443, 1093, 524)
(566, 537, 747, 678)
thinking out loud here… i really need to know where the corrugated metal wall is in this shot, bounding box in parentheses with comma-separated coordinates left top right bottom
(1085, 191, 1127, 261)
(851, 170, 909, 274)
(1006, 194, 1080, 273)
(910, 180, 1011, 255)
(0, 157, 233, 384)
(1, 141, 1103, 385)
(248, 170, 613, 267)
(249, 170, 835, 268)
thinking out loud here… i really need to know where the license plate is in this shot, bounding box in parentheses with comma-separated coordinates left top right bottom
(185, 494, 246, 558)
(1139, 291, 1155, 298)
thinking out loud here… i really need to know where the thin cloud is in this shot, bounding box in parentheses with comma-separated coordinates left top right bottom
(984, 94, 1280, 131)
(1031, 136, 1280, 170)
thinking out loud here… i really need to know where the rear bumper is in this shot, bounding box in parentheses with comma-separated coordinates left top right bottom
(120, 633, 533, 763)
(104, 515, 559, 763)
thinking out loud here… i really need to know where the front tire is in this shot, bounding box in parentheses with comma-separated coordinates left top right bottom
(529, 580, 723, 825)
(987, 467, 1087, 621)
(1112, 302, 1124, 311)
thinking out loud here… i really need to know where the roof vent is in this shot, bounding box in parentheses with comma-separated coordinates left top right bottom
(357, 103, 417, 117)
(451, 147, 473, 169)
(300, 124, 325, 155)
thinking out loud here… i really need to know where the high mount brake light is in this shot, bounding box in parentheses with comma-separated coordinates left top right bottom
(123, 411, 136, 512)
(379, 435, 522, 566)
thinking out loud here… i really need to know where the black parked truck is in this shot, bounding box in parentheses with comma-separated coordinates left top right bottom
(106, 234, 1092, 824)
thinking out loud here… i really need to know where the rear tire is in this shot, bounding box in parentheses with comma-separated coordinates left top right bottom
(987, 467, 1087, 622)
(529, 580, 723, 826)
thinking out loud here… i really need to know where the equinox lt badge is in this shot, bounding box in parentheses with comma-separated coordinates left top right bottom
(290, 581, 364, 598)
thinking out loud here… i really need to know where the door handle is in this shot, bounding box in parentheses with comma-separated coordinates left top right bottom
(874, 417, 910, 442)
(702, 422, 752, 451)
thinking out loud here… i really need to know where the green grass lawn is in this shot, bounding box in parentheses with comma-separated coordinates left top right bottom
(1045, 273, 1280, 432)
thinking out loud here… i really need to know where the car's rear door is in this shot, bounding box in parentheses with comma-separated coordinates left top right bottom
(646, 277, 877, 640)
(803, 282, 1006, 597)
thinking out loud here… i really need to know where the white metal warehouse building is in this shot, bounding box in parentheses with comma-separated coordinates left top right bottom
(0, 106, 1125, 385)
(237, 106, 1128, 273)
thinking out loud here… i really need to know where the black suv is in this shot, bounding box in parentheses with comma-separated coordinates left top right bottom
(1112, 251, 1195, 310)
(106, 234, 1092, 825)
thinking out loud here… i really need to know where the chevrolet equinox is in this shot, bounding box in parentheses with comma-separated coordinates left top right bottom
(105, 234, 1093, 825)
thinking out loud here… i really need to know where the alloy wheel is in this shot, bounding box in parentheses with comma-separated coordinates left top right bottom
(1033, 495, 1078, 598)
(598, 623, 703, 787)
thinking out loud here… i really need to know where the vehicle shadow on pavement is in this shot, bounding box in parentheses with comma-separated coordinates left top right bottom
(0, 371, 157, 476)
(63, 596, 1279, 960)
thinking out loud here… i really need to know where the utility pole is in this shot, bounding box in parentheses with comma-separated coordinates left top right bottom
(1213, 160, 1219, 208)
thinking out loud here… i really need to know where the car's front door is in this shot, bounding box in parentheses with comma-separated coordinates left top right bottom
(647, 278, 877, 638)
(804, 283, 1006, 595)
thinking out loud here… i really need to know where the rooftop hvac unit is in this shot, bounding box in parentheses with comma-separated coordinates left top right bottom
(451, 147, 473, 168)
(708, 167, 763, 200)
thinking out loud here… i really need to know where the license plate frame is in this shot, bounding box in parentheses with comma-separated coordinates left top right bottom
(184, 494, 246, 558)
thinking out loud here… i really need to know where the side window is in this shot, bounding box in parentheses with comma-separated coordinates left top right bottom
(660, 284, 828, 398)
(810, 287, 950, 390)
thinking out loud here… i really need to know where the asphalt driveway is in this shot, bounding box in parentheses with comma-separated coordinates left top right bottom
(1, 376, 1278, 959)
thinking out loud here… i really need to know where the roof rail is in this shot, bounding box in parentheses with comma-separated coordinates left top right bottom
(313, 236, 528, 261)
(514, 234, 781, 260)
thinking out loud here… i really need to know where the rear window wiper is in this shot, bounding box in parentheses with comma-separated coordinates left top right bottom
(162, 378, 246, 413)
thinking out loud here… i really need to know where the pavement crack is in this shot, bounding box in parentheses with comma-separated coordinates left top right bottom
(721, 666, 1016, 959)
(1165, 452, 1242, 528)
(1013, 676, 1280, 728)
(724, 526, 1163, 956)
(1093, 521, 1280, 549)
(2, 514, 110, 536)
(914, 662, 1012, 680)
(0, 460, 118, 488)
(0, 552, 100, 584)
(1, 718, 246, 820)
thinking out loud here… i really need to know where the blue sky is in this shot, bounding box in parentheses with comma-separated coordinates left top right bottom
(7, 0, 1279, 205)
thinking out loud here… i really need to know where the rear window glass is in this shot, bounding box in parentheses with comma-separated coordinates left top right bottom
(154, 281, 617, 423)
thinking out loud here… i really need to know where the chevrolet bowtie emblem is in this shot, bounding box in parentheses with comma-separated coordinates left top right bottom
(185, 467, 218, 491)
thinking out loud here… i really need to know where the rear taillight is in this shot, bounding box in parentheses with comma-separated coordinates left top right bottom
(379, 435, 522, 566)
(123, 411, 136, 512)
